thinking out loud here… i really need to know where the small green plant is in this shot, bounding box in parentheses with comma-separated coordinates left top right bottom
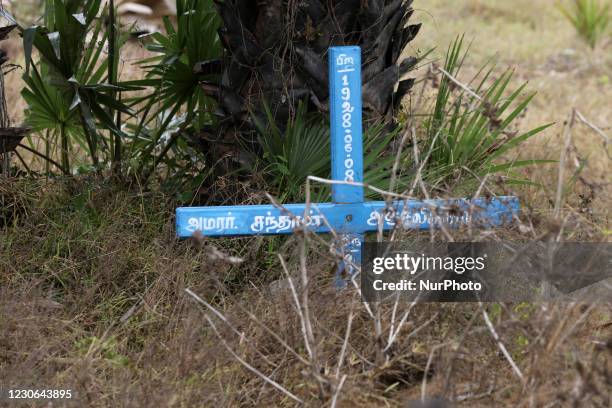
(250, 102, 330, 202)
(424, 36, 554, 191)
(558, 0, 611, 48)
(19, 0, 135, 172)
(251, 103, 414, 203)
(514, 302, 535, 321)
(512, 334, 530, 362)
(75, 336, 129, 366)
(124, 0, 221, 184)
(2, 0, 220, 187)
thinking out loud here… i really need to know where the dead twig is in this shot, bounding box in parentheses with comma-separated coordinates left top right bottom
(574, 109, 610, 146)
(335, 299, 355, 379)
(554, 111, 575, 219)
(438, 67, 484, 102)
(279, 253, 329, 397)
(330, 374, 347, 408)
(185, 288, 276, 367)
(278, 254, 313, 360)
(185, 288, 303, 404)
(298, 234, 328, 399)
(480, 303, 524, 382)
(421, 342, 451, 401)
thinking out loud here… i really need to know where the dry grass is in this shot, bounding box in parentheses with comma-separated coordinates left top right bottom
(1, 1, 611, 407)
(1, 178, 611, 406)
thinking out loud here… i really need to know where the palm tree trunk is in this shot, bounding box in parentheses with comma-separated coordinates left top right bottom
(108, 0, 122, 176)
(60, 123, 69, 174)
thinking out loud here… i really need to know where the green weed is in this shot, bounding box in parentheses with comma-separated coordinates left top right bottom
(424, 35, 554, 191)
(251, 102, 415, 203)
(75, 336, 130, 366)
(18, 0, 135, 172)
(558, 0, 611, 48)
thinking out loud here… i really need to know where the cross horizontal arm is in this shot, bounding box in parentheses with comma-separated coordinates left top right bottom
(176, 196, 519, 238)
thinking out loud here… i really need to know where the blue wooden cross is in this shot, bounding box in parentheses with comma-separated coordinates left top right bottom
(176, 47, 520, 281)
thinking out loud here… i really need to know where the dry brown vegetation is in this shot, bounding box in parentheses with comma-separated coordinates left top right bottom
(1, 177, 611, 406)
(1, 0, 611, 407)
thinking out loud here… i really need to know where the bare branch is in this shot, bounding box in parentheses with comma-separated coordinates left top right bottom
(185, 288, 276, 367)
(185, 289, 303, 404)
(555, 111, 575, 218)
(330, 375, 347, 408)
(438, 67, 484, 102)
(481, 304, 524, 381)
(335, 300, 354, 379)
(278, 254, 314, 360)
(574, 109, 610, 145)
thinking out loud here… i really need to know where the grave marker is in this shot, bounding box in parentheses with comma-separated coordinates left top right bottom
(176, 46, 520, 281)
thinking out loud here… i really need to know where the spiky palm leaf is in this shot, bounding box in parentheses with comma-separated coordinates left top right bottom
(19, 0, 137, 170)
(250, 101, 413, 203)
(199, 0, 421, 134)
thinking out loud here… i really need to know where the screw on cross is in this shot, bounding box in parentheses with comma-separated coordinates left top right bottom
(175, 46, 519, 283)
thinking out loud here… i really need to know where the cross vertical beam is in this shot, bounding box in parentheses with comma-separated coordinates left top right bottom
(329, 46, 365, 281)
(329, 47, 364, 203)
